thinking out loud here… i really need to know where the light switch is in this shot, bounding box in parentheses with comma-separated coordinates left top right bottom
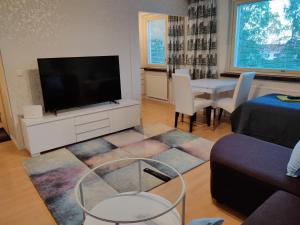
(16, 69, 23, 77)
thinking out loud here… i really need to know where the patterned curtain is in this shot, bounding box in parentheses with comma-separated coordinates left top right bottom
(167, 16, 186, 77)
(187, 0, 218, 79)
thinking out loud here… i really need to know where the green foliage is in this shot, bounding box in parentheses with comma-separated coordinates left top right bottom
(235, 0, 300, 70)
(238, 1, 283, 44)
(285, 0, 300, 39)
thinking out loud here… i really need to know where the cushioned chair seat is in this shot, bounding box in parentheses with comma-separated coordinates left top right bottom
(214, 98, 234, 113)
(242, 191, 300, 225)
(194, 98, 213, 111)
(210, 133, 300, 214)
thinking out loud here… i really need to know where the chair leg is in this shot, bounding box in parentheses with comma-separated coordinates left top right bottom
(218, 108, 224, 121)
(212, 108, 217, 129)
(205, 107, 212, 126)
(181, 113, 184, 122)
(189, 113, 196, 132)
(174, 112, 179, 128)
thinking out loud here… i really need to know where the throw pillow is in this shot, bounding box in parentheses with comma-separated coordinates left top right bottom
(287, 140, 300, 177)
(189, 218, 224, 225)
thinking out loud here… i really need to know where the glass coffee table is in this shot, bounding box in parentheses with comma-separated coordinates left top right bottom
(75, 158, 186, 225)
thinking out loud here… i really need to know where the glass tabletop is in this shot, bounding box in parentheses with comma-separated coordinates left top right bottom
(74, 158, 186, 224)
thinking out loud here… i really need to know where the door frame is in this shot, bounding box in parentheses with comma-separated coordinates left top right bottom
(0, 51, 15, 137)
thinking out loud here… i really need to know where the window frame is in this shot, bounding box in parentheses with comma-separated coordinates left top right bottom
(141, 14, 168, 68)
(229, 0, 300, 76)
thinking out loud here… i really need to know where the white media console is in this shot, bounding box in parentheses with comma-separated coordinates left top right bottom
(21, 99, 140, 156)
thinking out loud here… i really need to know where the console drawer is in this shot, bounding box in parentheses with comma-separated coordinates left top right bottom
(76, 127, 111, 142)
(75, 119, 110, 134)
(74, 111, 109, 125)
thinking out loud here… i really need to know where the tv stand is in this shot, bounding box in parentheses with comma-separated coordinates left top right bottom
(21, 99, 140, 156)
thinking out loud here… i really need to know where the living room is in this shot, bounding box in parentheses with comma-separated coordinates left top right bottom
(0, 0, 300, 225)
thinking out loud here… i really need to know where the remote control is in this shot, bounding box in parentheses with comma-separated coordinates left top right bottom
(143, 168, 171, 182)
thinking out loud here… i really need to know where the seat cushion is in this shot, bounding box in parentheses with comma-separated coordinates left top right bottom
(242, 191, 300, 225)
(189, 218, 224, 225)
(211, 134, 300, 197)
(215, 98, 234, 113)
(192, 89, 204, 97)
(194, 98, 212, 111)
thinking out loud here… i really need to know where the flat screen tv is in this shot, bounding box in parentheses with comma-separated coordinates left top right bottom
(37, 56, 121, 112)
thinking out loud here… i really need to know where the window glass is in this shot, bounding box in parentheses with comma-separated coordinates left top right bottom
(147, 19, 166, 65)
(234, 0, 300, 71)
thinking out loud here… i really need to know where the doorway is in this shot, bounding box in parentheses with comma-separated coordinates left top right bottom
(138, 12, 169, 102)
(0, 51, 15, 142)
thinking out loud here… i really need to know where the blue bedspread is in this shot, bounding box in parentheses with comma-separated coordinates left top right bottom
(231, 94, 300, 148)
(250, 94, 300, 110)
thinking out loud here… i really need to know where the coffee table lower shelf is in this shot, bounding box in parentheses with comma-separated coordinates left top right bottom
(84, 192, 182, 225)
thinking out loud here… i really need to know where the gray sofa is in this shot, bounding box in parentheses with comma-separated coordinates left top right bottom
(210, 133, 300, 224)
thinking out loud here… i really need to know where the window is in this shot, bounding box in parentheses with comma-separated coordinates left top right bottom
(145, 16, 167, 66)
(231, 0, 300, 73)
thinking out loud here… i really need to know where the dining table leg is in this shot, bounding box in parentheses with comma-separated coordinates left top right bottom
(211, 91, 218, 130)
(218, 108, 224, 121)
(205, 107, 212, 126)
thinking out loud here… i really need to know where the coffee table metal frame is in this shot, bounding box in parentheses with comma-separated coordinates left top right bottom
(75, 158, 187, 225)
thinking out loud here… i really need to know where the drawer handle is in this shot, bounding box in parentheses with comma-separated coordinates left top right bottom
(75, 118, 109, 126)
(76, 126, 110, 135)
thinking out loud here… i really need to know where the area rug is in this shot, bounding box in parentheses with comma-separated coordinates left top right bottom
(23, 123, 214, 225)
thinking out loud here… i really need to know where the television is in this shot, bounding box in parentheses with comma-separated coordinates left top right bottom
(37, 56, 121, 112)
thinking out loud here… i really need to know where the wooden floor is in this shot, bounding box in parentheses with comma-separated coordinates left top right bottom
(142, 98, 232, 142)
(0, 98, 243, 225)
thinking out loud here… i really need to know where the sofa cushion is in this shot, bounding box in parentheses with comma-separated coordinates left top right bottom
(211, 134, 300, 197)
(287, 140, 300, 177)
(242, 191, 300, 225)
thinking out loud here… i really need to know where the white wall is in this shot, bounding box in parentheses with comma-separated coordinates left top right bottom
(0, 0, 188, 149)
(217, 0, 231, 74)
(217, 0, 300, 98)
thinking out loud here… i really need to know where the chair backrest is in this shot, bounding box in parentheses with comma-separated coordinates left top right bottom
(232, 72, 256, 108)
(172, 73, 195, 115)
(175, 68, 189, 75)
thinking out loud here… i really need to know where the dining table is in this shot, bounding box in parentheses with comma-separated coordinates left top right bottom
(190, 78, 237, 105)
(190, 78, 237, 127)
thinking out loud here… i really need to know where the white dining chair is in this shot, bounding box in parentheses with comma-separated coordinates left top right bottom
(172, 73, 213, 132)
(216, 72, 256, 120)
(174, 69, 203, 97)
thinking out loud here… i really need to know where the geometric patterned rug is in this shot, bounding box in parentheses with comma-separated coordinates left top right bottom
(23, 123, 214, 225)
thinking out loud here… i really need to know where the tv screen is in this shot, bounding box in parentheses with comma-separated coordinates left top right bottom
(37, 56, 121, 112)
